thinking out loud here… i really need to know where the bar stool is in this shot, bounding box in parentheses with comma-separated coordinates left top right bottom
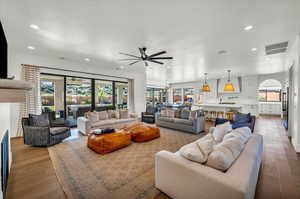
(226, 111, 234, 121)
(217, 111, 224, 119)
(203, 110, 209, 121)
(209, 111, 217, 121)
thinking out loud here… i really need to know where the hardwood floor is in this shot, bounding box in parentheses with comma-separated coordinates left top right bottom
(6, 116, 300, 199)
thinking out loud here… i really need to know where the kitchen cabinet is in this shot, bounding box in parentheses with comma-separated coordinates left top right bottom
(259, 103, 282, 115)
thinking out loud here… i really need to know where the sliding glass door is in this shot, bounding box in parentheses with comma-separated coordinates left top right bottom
(95, 80, 113, 109)
(115, 82, 128, 109)
(40, 74, 65, 118)
(66, 77, 92, 121)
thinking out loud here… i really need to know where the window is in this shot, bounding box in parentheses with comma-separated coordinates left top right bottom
(173, 88, 182, 104)
(259, 89, 281, 102)
(146, 88, 168, 106)
(40, 74, 65, 118)
(183, 88, 194, 104)
(95, 80, 113, 107)
(66, 77, 92, 120)
(115, 82, 128, 109)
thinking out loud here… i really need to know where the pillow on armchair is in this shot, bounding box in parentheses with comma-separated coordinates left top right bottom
(29, 114, 50, 127)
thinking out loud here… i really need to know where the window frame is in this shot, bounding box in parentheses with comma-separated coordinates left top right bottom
(258, 89, 281, 102)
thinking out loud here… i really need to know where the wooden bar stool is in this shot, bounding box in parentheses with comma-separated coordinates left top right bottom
(209, 111, 217, 121)
(217, 111, 224, 119)
(203, 111, 209, 121)
(225, 111, 234, 121)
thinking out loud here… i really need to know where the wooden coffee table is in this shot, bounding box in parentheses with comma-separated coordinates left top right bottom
(87, 130, 131, 155)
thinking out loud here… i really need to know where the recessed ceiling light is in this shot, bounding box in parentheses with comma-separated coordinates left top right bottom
(251, 48, 257, 52)
(84, 58, 90, 62)
(27, 46, 35, 50)
(30, 24, 40, 30)
(244, 25, 253, 31)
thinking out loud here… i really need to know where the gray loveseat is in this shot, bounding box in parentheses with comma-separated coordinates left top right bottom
(156, 109, 205, 134)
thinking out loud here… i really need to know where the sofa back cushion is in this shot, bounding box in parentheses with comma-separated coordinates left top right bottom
(223, 127, 252, 144)
(213, 122, 232, 142)
(167, 109, 175, 118)
(179, 134, 215, 163)
(180, 109, 190, 120)
(234, 112, 251, 123)
(160, 109, 168, 117)
(206, 135, 245, 171)
(174, 109, 181, 118)
(29, 114, 50, 127)
(98, 111, 108, 120)
(119, 109, 129, 119)
(107, 110, 116, 119)
(86, 112, 99, 122)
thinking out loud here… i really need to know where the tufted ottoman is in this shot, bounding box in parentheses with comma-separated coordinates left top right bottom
(87, 131, 131, 154)
(122, 123, 160, 142)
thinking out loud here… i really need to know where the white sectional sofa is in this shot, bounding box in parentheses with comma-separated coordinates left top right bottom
(77, 110, 138, 135)
(155, 133, 263, 199)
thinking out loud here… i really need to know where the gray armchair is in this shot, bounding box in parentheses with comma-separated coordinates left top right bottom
(22, 117, 71, 147)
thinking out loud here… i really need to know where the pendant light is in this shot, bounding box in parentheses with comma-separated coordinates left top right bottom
(201, 73, 210, 92)
(224, 70, 235, 91)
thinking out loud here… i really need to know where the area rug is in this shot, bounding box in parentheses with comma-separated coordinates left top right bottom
(48, 128, 204, 199)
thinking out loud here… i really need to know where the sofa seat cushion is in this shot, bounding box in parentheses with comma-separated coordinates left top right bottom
(174, 118, 193, 126)
(50, 127, 69, 135)
(91, 118, 136, 128)
(159, 117, 175, 123)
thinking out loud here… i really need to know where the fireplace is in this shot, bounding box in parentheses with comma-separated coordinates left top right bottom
(1, 130, 9, 199)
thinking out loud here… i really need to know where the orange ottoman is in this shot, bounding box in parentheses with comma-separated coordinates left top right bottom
(87, 131, 131, 155)
(123, 123, 160, 142)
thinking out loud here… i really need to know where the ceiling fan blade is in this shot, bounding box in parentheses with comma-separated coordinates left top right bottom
(119, 52, 140, 59)
(118, 58, 141, 61)
(148, 51, 166, 58)
(129, 60, 140, 65)
(148, 59, 164, 65)
(150, 56, 173, 60)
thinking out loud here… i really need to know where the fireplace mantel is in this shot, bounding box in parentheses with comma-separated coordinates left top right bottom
(0, 79, 33, 103)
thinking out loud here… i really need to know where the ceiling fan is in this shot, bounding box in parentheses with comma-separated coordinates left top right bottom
(118, 47, 173, 66)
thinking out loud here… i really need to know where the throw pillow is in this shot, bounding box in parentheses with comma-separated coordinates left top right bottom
(234, 112, 251, 123)
(232, 121, 251, 129)
(189, 110, 198, 120)
(215, 118, 229, 125)
(107, 109, 115, 119)
(180, 109, 190, 120)
(98, 111, 109, 120)
(160, 109, 168, 117)
(174, 109, 181, 118)
(86, 112, 99, 122)
(213, 122, 232, 142)
(115, 110, 120, 119)
(119, 109, 129, 119)
(29, 114, 50, 127)
(167, 109, 175, 118)
(179, 134, 214, 163)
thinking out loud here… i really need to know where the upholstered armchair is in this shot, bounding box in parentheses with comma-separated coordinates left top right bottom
(141, 105, 157, 124)
(22, 114, 71, 147)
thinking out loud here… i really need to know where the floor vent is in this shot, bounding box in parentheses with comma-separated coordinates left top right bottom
(265, 41, 288, 55)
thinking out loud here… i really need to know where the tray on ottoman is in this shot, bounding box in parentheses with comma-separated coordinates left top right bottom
(122, 123, 160, 142)
(87, 131, 131, 155)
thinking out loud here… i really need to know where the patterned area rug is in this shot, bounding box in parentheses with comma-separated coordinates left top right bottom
(48, 127, 203, 199)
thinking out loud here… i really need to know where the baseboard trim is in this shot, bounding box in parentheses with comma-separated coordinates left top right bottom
(292, 138, 300, 153)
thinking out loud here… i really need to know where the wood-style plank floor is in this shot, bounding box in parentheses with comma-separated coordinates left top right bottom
(6, 116, 300, 199)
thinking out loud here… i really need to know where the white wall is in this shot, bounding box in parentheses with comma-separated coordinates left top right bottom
(7, 51, 146, 137)
(285, 34, 300, 152)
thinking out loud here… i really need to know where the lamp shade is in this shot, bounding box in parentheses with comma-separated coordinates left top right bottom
(224, 82, 235, 91)
(201, 84, 210, 92)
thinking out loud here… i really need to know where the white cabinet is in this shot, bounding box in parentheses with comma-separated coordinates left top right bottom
(259, 103, 282, 115)
(242, 104, 259, 116)
(218, 77, 241, 93)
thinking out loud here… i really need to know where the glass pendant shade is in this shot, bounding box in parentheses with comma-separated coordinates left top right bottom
(224, 70, 235, 91)
(202, 84, 210, 92)
(201, 73, 210, 92)
(224, 82, 235, 91)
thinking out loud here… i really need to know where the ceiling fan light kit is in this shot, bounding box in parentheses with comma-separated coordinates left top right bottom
(119, 47, 173, 67)
(201, 73, 210, 92)
(224, 70, 235, 92)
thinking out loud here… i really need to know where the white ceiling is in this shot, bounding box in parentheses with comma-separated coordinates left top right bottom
(1, 0, 300, 83)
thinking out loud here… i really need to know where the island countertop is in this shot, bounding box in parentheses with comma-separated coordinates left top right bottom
(195, 103, 243, 108)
